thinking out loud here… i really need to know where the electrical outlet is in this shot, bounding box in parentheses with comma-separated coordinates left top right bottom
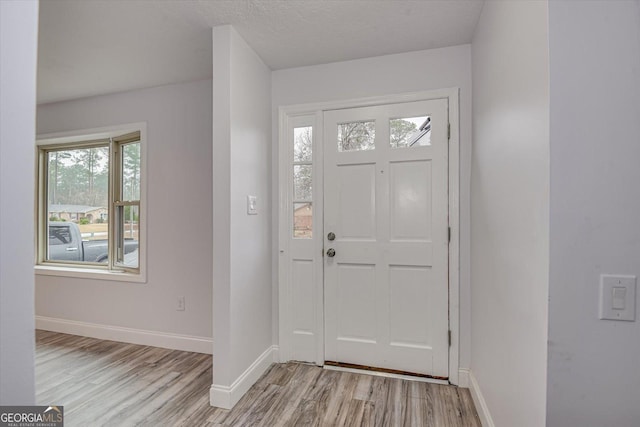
(176, 296, 185, 311)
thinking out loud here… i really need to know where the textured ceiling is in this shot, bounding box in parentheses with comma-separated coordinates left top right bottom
(38, 0, 484, 104)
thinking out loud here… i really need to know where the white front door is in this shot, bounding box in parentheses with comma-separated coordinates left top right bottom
(323, 99, 450, 378)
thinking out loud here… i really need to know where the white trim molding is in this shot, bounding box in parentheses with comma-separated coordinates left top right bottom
(35, 316, 212, 354)
(457, 368, 471, 388)
(209, 345, 279, 409)
(469, 370, 496, 427)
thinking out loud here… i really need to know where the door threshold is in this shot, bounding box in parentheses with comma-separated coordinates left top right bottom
(323, 361, 449, 385)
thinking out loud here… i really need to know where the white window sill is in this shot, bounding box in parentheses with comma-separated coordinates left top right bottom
(34, 265, 147, 283)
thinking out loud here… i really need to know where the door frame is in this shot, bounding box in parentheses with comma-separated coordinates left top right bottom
(277, 88, 461, 385)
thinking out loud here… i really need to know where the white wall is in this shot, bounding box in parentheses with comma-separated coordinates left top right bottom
(36, 80, 213, 341)
(470, 1, 549, 426)
(0, 0, 38, 405)
(271, 44, 473, 370)
(547, 1, 640, 426)
(211, 25, 272, 406)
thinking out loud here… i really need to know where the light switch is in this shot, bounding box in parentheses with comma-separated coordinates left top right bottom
(612, 287, 626, 310)
(599, 275, 636, 321)
(247, 195, 257, 215)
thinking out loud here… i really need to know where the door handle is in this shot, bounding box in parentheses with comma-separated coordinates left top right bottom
(66, 247, 78, 252)
(326, 248, 336, 258)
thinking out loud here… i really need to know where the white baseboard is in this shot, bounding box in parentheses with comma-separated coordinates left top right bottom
(209, 345, 279, 409)
(458, 368, 470, 388)
(35, 316, 212, 354)
(469, 370, 495, 427)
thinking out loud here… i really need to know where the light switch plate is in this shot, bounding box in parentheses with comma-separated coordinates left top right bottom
(247, 195, 257, 215)
(599, 275, 636, 321)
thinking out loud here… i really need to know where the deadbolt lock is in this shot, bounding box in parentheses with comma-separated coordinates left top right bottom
(327, 232, 336, 241)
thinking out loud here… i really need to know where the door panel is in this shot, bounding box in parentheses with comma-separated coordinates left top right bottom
(292, 259, 315, 333)
(337, 263, 377, 341)
(324, 99, 449, 378)
(337, 163, 376, 240)
(388, 266, 432, 347)
(389, 160, 432, 240)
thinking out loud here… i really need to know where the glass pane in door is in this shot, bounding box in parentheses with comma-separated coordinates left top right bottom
(294, 165, 312, 201)
(293, 202, 313, 238)
(390, 116, 431, 148)
(338, 120, 375, 152)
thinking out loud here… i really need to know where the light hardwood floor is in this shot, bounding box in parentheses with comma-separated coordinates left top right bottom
(35, 330, 481, 426)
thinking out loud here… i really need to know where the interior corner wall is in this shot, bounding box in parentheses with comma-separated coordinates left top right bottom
(271, 44, 473, 370)
(470, 1, 549, 426)
(35, 80, 213, 341)
(211, 25, 272, 402)
(547, 1, 640, 426)
(0, 0, 38, 405)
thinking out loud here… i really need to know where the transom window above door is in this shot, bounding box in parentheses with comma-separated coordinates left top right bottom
(336, 114, 432, 152)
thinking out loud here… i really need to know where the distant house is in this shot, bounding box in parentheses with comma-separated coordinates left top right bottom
(294, 203, 312, 238)
(48, 204, 107, 223)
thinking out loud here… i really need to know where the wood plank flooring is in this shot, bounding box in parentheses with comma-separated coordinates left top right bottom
(36, 330, 481, 426)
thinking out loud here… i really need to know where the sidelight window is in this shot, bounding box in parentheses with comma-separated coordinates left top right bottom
(293, 126, 313, 238)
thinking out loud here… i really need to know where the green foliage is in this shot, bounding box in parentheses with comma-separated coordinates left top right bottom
(78, 218, 90, 225)
(390, 119, 419, 148)
(122, 143, 141, 201)
(48, 146, 109, 207)
(124, 205, 139, 222)
(47, 142, 140, 211)
(49, 216, 60, 222)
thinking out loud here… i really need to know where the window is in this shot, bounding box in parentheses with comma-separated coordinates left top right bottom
(390, 115, 431, 148)
(37, 129, 142, 275)
(337, 120, 375, 152)
(293, 125, 313, 238)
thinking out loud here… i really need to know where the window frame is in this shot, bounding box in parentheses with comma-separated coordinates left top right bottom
(35, 123, 147, 283)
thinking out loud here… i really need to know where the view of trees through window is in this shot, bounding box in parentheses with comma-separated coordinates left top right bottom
(338, 120, 375, 152)
(290, 117, 429, 239)
(390, 116, 431, 148)
(337, 116, 431, 152)
(293, 126, 313, 238)
(122, 142, 141, 201)
(44, 141, 141, 267)
(48, 146, 109, 209)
